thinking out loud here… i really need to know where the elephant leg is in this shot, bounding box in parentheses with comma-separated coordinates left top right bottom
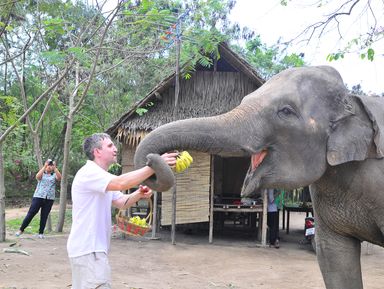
(316, 224, 362, 289)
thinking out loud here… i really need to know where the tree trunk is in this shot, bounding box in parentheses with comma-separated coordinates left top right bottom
(0, 141, 6, 242)
(56, 64, 79, 232)
(56, 113, 73, 232)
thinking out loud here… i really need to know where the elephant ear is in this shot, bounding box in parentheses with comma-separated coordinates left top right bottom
(327, 94, 384, 166)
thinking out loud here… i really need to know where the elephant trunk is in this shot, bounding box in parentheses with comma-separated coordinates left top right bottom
(134, 108, 255, 191)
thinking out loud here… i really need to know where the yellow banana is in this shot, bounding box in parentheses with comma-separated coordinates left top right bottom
(182, 155, 190, 168)
(175, 157, 182, 173)
(174, 151, 193, 173)
(184, 152, 193, 163)
(129, 216, 148, 227)
(179, 159, 187, 172)
(184, 151, 193, 165)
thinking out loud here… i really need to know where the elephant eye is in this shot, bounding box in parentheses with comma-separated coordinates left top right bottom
(278, 105, 297, 118)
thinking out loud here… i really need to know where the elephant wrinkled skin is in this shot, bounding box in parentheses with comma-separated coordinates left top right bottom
(134, 65, 384, 289)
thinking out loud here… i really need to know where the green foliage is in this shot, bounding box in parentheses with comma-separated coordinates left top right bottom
(232, 36, 305, 79)
(0, 94, 38, 185)
(0, 95, 22, 126)
(326, 52, 345, 62)
(67, 47, 89, 64)
(184, 72, 192, 80)
(108, 163, 122, 175)
(327, 48, 375, 62)
(43, 18, 66, 35)
(136, 102, 154, 116)
(40, 50, 66, 66)
(281, 53, 305, 68)
(2, 124, 37, 182)
(0, 95, 35, 181)
(136, 107, 148, 116)
(367, 48, 375, 61)
(325, 36, 378, 63)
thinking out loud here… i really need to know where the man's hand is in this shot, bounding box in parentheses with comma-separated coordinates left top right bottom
(161, 152, 178, 168)
(138, 185, 152, 199)
(119, 185, 153, 208)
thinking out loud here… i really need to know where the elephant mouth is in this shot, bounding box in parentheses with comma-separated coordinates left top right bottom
(241, 149, 268, 198)
(251, 150, 268, 171)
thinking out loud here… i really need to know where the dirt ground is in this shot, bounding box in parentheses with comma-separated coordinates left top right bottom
(1, 207, 384, 289)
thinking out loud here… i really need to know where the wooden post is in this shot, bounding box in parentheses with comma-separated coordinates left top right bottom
(150, 191, 159, 240)
(261, 189, 268, 246)
(171, 185, 177, 245)
(209, 156, 214, 243)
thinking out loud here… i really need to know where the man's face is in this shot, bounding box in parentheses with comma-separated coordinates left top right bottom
(95, 138, 117, 166)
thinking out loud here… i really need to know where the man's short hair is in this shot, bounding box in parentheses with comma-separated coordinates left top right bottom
(83, 133, 111, 160)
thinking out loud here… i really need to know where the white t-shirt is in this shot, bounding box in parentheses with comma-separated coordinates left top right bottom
(67, 160, 123, 258)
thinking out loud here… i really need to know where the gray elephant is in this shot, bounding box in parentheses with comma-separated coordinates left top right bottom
(134, 65, 384, 289)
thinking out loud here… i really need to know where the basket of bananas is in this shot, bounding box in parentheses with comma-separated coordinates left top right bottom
(115, 198, 152, 237)
(174, 151, 193, 173)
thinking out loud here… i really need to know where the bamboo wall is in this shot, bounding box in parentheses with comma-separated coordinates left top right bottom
(161, 151, 210, 225)
(121, 143, 136, 177)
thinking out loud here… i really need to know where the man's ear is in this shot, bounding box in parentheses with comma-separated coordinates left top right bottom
(327, 95, 383, 166)
(93, 148, 101, 158)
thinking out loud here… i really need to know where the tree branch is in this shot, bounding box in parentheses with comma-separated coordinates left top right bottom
(286, 0, 362, 45)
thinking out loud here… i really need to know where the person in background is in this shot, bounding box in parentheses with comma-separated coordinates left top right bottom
(16, 159, 62, 239)
(267, 188, 280, 248)
(67, 133, 178, 289)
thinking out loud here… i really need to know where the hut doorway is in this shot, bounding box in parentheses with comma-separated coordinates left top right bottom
(212, 156, 250, 204)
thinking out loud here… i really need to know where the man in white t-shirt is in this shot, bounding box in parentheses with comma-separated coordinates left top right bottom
(67, 133, 177, 289)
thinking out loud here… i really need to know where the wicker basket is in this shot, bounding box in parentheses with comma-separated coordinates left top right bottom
(116, 198, 152, 237)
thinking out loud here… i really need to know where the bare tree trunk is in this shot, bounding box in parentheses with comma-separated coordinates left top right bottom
(3, 58, 7, 95)
(0, 36, 7, 242)
(56, 65, 78, 232)
(0, 141, 6, 242)
(56, 114, 73, 232)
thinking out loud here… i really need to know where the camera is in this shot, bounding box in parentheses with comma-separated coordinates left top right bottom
(47, 159, 54, 166)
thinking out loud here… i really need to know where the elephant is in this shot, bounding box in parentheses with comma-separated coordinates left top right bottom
(133, 65, 384, 289)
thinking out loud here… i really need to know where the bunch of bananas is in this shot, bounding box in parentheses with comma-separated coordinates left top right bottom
(174, 151, 193, 173)
(129, 216, 149, 228)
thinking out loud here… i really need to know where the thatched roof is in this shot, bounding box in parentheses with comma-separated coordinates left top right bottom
(106, 43, 265, 145)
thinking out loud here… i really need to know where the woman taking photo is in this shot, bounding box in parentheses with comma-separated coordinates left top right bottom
(16, 159, 61, 239)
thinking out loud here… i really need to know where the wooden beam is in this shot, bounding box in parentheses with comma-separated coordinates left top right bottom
(209, 155, 214, 243)
(171, 185, 176, 245)
(150, 191, 159, 240)
(261, 189, 268, 246)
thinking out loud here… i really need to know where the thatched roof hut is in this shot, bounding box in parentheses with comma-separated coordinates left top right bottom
(107, 42, 265, 231)
(107, 43, 264, 143)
